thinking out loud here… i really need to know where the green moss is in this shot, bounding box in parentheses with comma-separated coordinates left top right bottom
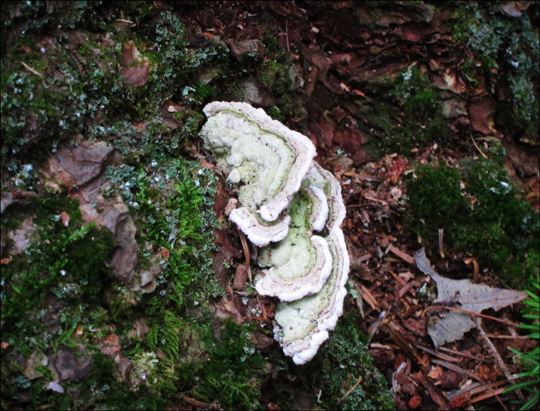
(407, 160, 539, 288)
(177, 319, 266, 410)
(367, 66, 451, 154)
(407, 164, 468, 236)
(1, 191, 115, 355)
(260, 60, 292, 96)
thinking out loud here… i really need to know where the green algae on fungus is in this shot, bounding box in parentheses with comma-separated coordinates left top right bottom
(255, 187, 332, 302)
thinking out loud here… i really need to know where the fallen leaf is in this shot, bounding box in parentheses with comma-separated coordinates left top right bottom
(44, 381, 64, 393)
(160, 247, 170, 259)
(468, 95, 497, 135)
(60, 211, 70, 226)
(134, 317, 150, 339)
(233, 263, 249, 291)
(501, 1, 522, 17)
(388, 157, 407, 184)
(199, 157, 216, 170)
(7, 217, 38, 255)
(1, 258, 12, 264)
(414, 248, 528, 348)
(409, 395, 422, 409)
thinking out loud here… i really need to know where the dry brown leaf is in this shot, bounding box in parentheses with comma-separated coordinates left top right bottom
(160, 247, 170, 259)
(60, 211, 70, 226)
(414, 248, 528, 348)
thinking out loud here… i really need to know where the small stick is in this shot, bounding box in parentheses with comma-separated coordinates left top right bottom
(438, 346, 493, 363)
(485, 334, 531, 339)
(181, 395, 214, 408)
(470, 131, 488, 159)
(237, 230, 252, 283)
(336, 376, 363, 405)
(414, 344, 459, 363)
(389, 270, 407, 287)
(473, 259, 480, 283)
(474, 317, 525, 403)
(438, 228, 445, 258)
(285, 20, 290, 52)
(431, 358, 483, 382)
(21, 62, 42, 77)
(388, 246, 416, 265)
(422, 305, 520, 327)
(470, 387, 506, 405)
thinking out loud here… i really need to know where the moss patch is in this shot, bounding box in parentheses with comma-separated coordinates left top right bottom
(407, 160, 539, 288)
(366, 65, 452, 154)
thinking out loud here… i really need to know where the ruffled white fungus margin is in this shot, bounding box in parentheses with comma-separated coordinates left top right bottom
(255, 234, 333, 302)
(274, 228, 350, 365)
(202, 101, 316, 222)
(303, 163, 346, 232)
(307, 185, 329, 232)
(229, 207, 290, 247)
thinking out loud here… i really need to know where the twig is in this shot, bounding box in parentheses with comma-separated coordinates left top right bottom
(285, 20, 290, 52)
(181, 395, 218, 408)
(384, 321, 426, 367)
(388, 246, 416, 265)
(389, 270, 407, 287)
(438, 346, 493, 363)
(21, 62, 42, 77)
(470, 131, 488, 159)
(358, 284, 379, 310)
(469, 387, 506, 405)
(422, 305, 520, 327)
(237, 230, 252, 283)
(438, 228, 445, 258)
(412, 371, 450, 409)
(367, 310, 387, 346)
(485, 334, 532, 339)
(431, 358, 483, 382)
(472, 259, 479, 283)
(336, 376, 363, 405)
(414, 344, 459, 363)
(447, 380, 508, 401)
(399, 281, 416, 299)
(474, 317, 525, 403)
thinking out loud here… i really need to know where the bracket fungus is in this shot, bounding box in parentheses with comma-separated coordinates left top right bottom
(255, 187, 332, 302)
(201, 101, 350, 365)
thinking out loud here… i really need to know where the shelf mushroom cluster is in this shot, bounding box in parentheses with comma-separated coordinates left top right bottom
(200, 101, 350, 365)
